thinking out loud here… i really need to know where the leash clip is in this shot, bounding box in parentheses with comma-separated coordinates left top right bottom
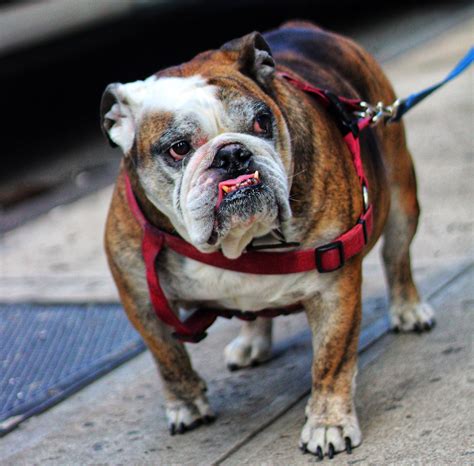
(355, 99, 400, 126)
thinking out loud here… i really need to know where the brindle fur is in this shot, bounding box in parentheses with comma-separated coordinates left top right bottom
(103, 21, 433, 456)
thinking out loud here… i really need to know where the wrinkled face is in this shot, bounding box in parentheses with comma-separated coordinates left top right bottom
(102, 37, 293, 258)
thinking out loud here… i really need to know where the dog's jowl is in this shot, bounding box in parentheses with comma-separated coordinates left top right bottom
(100, 21, 435, 459)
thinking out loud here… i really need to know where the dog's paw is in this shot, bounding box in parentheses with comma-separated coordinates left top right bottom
(390, 301, 436, 333)
(299, 418, 361, 460)
(166, 394, 215, 435)
(224, 334, 272, 371)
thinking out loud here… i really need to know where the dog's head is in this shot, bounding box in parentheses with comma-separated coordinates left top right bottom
(101, 32, 293, 259)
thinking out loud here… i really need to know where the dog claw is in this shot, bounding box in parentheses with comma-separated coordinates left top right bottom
(187, 419, 202, 431)
(300, 443, 308, 454)
(393, 317, 436, 334)
(425, 318, 436, 330)
(168, 416, 211, 436)
(166, 394, 214, 436)
(316, 446, 323, 460)
(328, 443, 335, 459)
(345, 437, 353, 454)
(203, 414, 216, 424)
(227, 363, 239, 372)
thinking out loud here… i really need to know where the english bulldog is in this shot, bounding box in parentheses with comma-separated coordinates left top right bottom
(100, 21, 435, 459)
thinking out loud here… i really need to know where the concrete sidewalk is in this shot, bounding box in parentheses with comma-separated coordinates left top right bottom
(0, 15, 473, 466)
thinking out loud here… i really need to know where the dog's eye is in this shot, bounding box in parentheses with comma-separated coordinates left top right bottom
(253, 113, 272, 136)
(169, 141, 191, 160)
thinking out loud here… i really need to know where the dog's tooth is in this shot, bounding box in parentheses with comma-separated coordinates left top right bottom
(222, 186, 230, 193)
(254, 171, 259, 180)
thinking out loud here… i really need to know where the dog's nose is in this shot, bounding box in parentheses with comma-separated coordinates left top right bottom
(211, 143, 252, 172)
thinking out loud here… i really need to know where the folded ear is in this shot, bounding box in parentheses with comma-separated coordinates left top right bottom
(222, 32, 275, 86)
(100, 83, 136, 153)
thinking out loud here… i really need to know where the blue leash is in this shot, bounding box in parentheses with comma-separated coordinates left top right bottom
(355, 47, 474, 124)
(392, 47, 474, 121)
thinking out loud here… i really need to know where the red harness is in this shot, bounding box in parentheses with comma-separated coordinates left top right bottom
(124, 72, 374, 342)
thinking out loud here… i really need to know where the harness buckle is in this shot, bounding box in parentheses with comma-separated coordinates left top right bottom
(315, 240, 345, 273)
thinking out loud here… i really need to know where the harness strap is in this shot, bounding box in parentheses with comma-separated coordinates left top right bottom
(125, 172, 373, 276)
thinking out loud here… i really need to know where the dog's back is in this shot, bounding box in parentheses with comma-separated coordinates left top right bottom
(266, 22, 393, 102)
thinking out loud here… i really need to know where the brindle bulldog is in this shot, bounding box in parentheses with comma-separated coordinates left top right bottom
(100, 21, 435, 459)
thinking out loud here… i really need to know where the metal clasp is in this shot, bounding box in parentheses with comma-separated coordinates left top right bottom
(362, 183, 369, 212)
(354, 99, 400, 126)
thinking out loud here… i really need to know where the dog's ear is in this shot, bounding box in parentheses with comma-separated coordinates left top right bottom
(100, 83, 136, 153)
(222, 32, 275, 86)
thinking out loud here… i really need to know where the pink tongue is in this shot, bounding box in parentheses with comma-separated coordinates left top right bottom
(216, 173, 256, 209)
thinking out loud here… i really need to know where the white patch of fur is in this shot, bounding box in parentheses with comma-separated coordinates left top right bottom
(220, 222, 274, 259)
(300, 421, 361, 455)
(390, 301, 435, 331)
(165, 250, 336, 311)
(131, 75, 223, 133)
(224, 335, 272, 367)
(105, 74, 224, 154)
(105, 101, 135, 153)
(300, 393, 361, 456)
(193, 395, 214, 417)
(165, 394, 214, 428)
(224, 319, 272, 368)
(142, 76, 223, 130)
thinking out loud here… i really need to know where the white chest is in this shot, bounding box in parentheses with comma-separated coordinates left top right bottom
(162, 254, 334, 311)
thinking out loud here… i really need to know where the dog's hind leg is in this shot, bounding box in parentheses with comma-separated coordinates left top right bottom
(224, 318, 272, 370)
(382, 142, 435, 332)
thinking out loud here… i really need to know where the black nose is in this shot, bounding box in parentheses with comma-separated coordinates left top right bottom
(211, 143, 252, 172)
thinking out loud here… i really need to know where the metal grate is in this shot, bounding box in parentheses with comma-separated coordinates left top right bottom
(0, 303, 145, 436)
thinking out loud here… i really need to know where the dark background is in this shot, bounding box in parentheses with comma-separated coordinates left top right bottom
(0, 0, 451, 170)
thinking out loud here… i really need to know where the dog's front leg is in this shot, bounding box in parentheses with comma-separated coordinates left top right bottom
(109, 260, 214, 435)
(300, 260, 363, 459)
